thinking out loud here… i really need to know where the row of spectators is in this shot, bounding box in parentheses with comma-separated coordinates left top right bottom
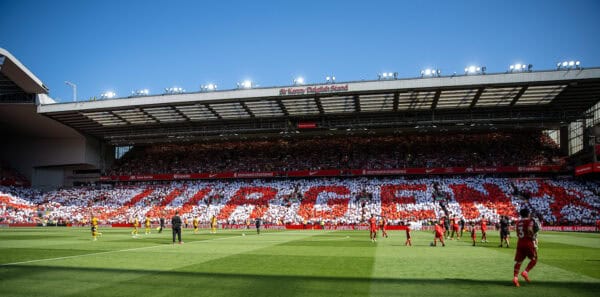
(1, 177, 597, 226)
(107, 132, 564, 175)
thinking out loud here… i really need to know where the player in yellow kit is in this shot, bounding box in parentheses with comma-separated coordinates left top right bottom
(131, 217, 139, 238)
(193, 216, 199, 234)
(145, 216, 151, 234)
(91, 214, 102, 241)
(210, 215, 217, 234)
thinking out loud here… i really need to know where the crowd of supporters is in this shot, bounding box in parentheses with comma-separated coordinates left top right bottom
(106, 132, 564, 175)
(1, 177, 597, 227)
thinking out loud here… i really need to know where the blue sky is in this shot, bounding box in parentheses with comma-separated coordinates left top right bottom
(1, 0, 599, 102)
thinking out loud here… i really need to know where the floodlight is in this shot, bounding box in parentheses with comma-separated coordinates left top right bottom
(421, 68, 440, 77)
(378, 72, 396, 80)
(165, 87, 185, 94)
(100, 91, 116, 99)
(465, 65, 485, 75)
(509, 63, 531, 72)
(201, 83, 217, 91)
(557, 60, 582, 70)
(238, 80, 253, 89)
(132, 89, 150, 96)
(293, 77, 305, 85)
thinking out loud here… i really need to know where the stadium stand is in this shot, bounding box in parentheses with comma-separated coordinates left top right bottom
(0, 162, 29, 186)
(1, 48, 598, 231)
(1, 177, 598, 226)
(106, 132, 565, 176)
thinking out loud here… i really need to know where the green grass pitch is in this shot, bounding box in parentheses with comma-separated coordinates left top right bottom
(0, 227, 598, 297)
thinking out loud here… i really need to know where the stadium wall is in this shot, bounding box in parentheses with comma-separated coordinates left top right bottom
(1, 135, 110, 189)
(2, 137, 83, 179)
(0, 102, 114, 188)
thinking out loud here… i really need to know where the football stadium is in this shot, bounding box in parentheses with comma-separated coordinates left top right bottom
(1, 46, 599, 296)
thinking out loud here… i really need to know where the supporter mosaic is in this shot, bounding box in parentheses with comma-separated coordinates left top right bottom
(1, 177, 597, 226)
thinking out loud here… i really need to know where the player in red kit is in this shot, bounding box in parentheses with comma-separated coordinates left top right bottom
(513, 208, 539, 287)
(450, 215, 460, 240)
(404, 222, 412, 246)
(433, 223, 445, 247)
(369, 215, 377, 242)
(441, 216, 450, 239)
(480, 216, 488, 243)
(470, 223, 477, 246)
(380, 217, 388, 238)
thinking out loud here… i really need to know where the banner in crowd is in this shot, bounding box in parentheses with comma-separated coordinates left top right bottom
(100, 165, 564, 182)
(574, 162, 600, 176)
(8, 224, 596, 232)
(6, 223, 37, 227)
(107, 224, 410, 231)
(542, 226, 597, 232)
(285, 225, 410, 231)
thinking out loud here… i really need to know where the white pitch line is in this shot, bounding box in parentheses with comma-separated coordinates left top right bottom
(0, 233, 243, 267)
(0, 230, 324, 267)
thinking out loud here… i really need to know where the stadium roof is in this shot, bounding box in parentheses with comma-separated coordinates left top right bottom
(38, 68, 600, 145)
(0, 48, 49, 102)
(0, 49, 78, 139)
